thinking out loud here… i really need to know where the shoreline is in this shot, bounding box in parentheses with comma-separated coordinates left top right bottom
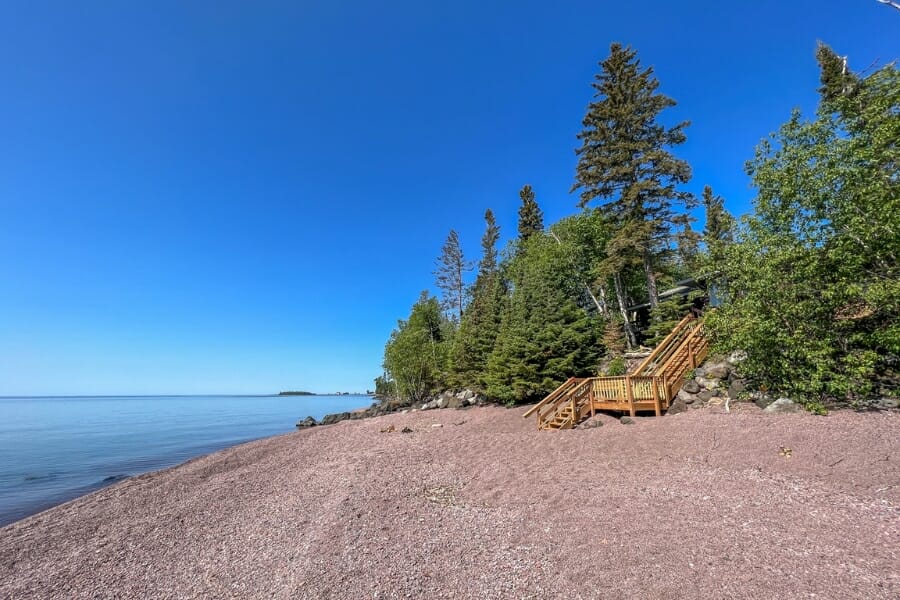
(2, 405, 897, 599)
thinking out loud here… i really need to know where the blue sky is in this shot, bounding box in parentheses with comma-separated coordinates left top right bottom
(0, 1, 896, 395)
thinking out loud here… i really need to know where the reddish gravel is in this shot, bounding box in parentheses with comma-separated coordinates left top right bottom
(1, 405, 898, 599)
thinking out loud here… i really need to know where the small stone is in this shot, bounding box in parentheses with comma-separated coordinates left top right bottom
(400, 426, 414, 434)
(401, 409, 409, 414)
(620, 416, 635, 425)
(431, 423, 443, 428)
(698, 390, 716, 402)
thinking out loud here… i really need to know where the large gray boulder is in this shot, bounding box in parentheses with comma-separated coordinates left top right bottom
(295, 416, 317, 429)
(704, 363, 731, 380)
(320, 412, 351, 425)
(764, 398, 802, 414)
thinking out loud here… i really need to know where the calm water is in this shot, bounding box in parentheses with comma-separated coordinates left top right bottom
(0, 394, 369, 527)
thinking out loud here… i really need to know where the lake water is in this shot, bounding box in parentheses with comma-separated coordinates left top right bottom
(0, 394, 370, 527)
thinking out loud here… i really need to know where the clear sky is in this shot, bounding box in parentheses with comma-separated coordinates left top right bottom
(0, 1, 896, 396)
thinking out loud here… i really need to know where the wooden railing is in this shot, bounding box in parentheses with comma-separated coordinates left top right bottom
(525, 315, 709, 429)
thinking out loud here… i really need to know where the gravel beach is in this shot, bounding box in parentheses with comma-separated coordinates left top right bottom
(1, 405, 897, 599)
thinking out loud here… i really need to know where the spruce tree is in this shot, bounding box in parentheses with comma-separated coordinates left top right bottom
(479, 209, 500, 273)
(433, 230, 472, 323)
(449, 210, 505, 389)
(517, 185, 544, 241)
(701, 185, 735, 269)
(815, 42, 858, 103)
(572, 43, 693, 313)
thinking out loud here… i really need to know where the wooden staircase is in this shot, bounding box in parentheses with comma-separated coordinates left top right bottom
(523, 314, 709, 430)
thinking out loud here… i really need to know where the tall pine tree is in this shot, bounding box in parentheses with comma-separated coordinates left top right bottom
(572, 43, 693, 318)
(449, 210, 505, 389)
(517, 185, 544, 241)
(433, 230, 472, 323)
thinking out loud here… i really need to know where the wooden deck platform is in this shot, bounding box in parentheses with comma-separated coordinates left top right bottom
(523, 315, 709, 429)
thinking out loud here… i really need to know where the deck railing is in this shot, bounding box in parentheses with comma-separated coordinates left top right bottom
(525, 315, 709, 429)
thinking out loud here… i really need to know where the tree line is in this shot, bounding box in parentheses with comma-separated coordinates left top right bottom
(376, 42, 899, 410)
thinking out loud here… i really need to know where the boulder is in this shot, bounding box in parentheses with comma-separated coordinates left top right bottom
(727, 379, 747, 399)
(576, 416, 604, 429)
(320, 412, 351, 426)
(667, 397, 688, 415)
(752, 392, 774, 410)
(445, 395, 465, 409)
(295, 416, 317, 429)
(728, 350, 748, 364)
(698, 390, 716, 402)
(676, 389, 698, 404)
(704, 363, 731, 380)
(875, 397, 898, 410)
(462, 390, 476, 400)
(764, 398, 801, 414)
(682, 380, 701, 394)
(620, 416, 635, 425)
(697, 377, 718, 391)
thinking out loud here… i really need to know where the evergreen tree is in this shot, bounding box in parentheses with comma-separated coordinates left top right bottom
(478, 209, 500, 273)
(485, 234, 603, 403)
(517, 185, 544, 241)
(433, 230, 472, 323)
(572, 43, 693, 313)
(700, 185, 735, 269)
(815, 42, 859, 103)
(449, 210, 505, 389)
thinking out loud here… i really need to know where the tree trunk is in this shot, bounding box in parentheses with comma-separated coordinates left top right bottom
(643, 251, 659, 310)
(613, 271, 638, 349)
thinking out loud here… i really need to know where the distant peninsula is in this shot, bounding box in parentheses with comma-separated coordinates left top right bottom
(277, 391, 315, 396)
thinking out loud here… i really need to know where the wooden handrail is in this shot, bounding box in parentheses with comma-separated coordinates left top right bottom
(633, 314, 695, 376)
(523, 377, 578, 418)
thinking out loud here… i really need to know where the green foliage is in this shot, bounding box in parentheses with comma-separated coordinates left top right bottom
(605, 357, 626, 376)
(449, 211, 505, 390)
(644, 292, 699, 346)
(517, 185, 544, 242)
(707, 52, 900, 405)
(484, 233, 604, 403)
(373, 374, 395, 397)
(572, 43, 694, 310)
(433, 230, 472, 323)
(382, 292, 452, 403)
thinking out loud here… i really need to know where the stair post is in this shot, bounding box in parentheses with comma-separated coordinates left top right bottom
(625, 376, 635, 417)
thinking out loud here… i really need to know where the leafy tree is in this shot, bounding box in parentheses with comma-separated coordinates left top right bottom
(517, 184, 544, 241)
(433, 229, 472, 323)
(449, 210, 505, 389)
(485, 234, 604, 403)
(382, 292, 451, 403)
(572, 43, 693, 311)
(707, 49, 899, 406)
